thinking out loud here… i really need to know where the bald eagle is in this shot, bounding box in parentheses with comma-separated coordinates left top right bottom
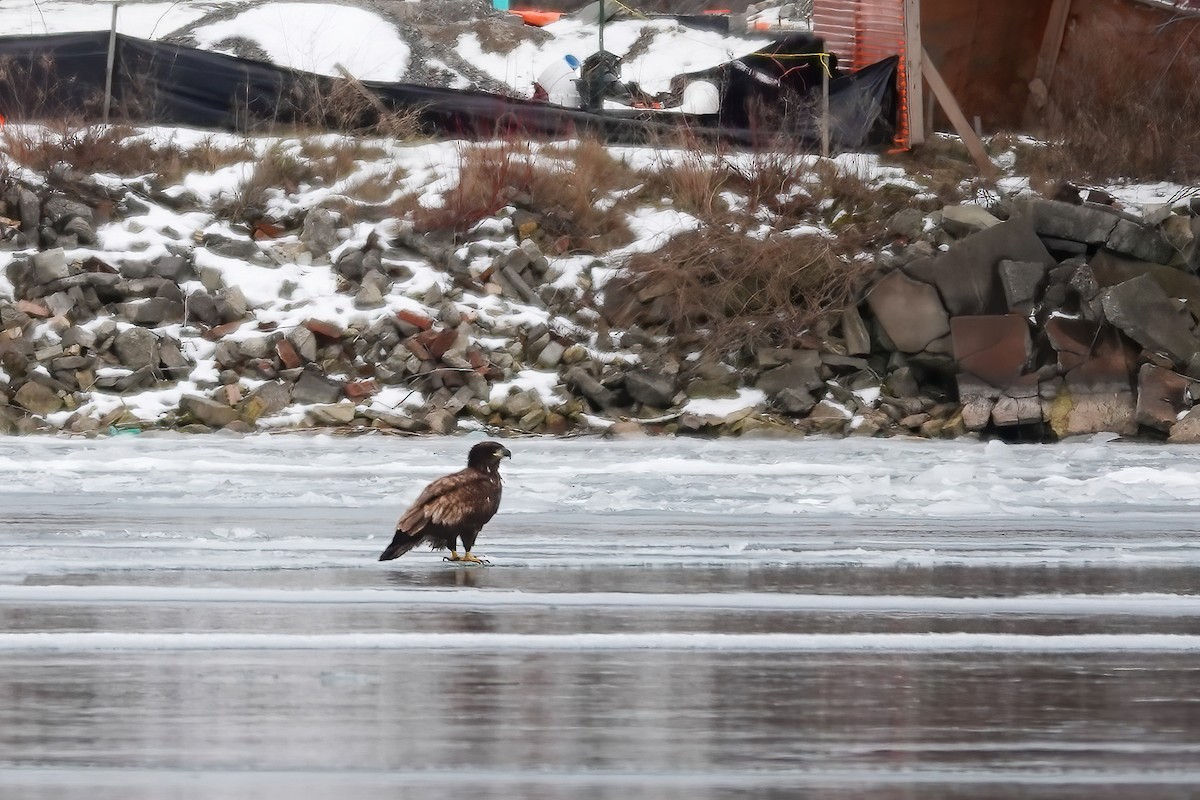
(378, 441, 512, 564)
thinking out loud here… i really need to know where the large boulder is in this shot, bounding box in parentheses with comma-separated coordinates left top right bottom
(1101, 274, 1200, 372)
(180, 395, 239, 428)
(865, 270, 950, 353)
(112, 327, 159, 370)
(1045, 319, 1139, 436)
(624, 369, 677, 408)
(908, 216, 1055, 316)
(950, 315, 1032, 388)
(1136, 363, 1192, 433)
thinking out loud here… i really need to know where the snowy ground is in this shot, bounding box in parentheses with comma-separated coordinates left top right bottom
(3, 435, 1200, 798)
(0, 0, 775, 95)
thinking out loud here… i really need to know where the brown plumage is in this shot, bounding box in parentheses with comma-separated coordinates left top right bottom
(377, 441, 511, 563)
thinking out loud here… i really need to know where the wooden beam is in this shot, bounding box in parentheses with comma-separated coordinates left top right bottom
(1023, 0, 1072, 127)
(904, 0, 924, 146)
(920, 47, 1000, 180)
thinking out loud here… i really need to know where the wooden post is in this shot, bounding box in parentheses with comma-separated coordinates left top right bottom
(904, 0, 924, 146)
(1023, 0, 1072, 128)
(102, 2, 119, 124)
(921, 47, 999, 180)
(820, 53, 830, 157)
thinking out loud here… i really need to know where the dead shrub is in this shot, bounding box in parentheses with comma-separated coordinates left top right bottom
(0, 123, 256, 184)
(618, 224, 878, 353)
(414, 139, 536, 233)
(415, 138, 638, 251)
(276, 75, 425, 140)
(516, 138, 639, 251)
(297, 137, 390, 185)
(212, 144, 313, 223)
(636, 137, 737, 218)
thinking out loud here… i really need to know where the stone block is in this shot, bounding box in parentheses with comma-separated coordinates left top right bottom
(1136, 363, 1191, 433)
(1107, 218, 1177, 265)
(14, 382, 63, 415)
(908, 216, 1054, 316)
(625, 370, 677, 408)
(865, 270, 950, 353)
(112, 327, 158, 370)
(755, 362, 824, 397)
(180, 395, 239, 428)
(31, 248, 69, 284)
(940, 204, 1001, 238)
(950, 315, 1032, 388)
(1018, 198, 1119, 246)
(1102, 274, 1200, 370)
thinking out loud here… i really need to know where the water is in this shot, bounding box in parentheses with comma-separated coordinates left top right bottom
(2, 434, 1200, 799)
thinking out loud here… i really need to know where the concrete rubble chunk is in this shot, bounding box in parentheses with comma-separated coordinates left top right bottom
(1106, 217, 1177, 265)
(112, 327, 159, 370)
(755, 363, 824, 397)
(940, 204, 1001, 238)
(908, 217, 1054, 316)
(1101, 274, 1200, 370)
(308, 403, 357, 425)
(624, 370, 677, 408)
(1018, 198, 1120, 246)
(14, 382, 63, 415)
(286, 326, 319, 363)
(292, 367, 343, 405)
(841, 305, 871, 356)
(566, 366, 618, 410)
(1169, 408, 1200, 443)
(31, 248, 70, 284)
(865, 270, 950, 353)
(239, 381, 293, 421)
(999, 259, 1048, 313)
(301, 208, 341, 259)
(1136, 363, 1192, 433)
(180, 395, 239, 428)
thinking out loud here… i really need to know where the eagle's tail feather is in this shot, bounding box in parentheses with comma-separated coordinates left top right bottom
(378, 530, 417, 561)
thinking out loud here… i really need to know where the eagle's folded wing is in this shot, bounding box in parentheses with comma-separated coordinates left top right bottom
(394, 468, 478, 535)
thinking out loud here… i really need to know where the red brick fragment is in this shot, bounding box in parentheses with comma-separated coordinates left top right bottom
(396, 309, 434, 331)
(275, 339, 303, 369)
(344, 379, 380, 400)
(17, 300, 51, 318)
(305, 319, 344, 340)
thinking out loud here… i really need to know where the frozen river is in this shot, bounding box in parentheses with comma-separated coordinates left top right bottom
(2, 433, 1200, 799)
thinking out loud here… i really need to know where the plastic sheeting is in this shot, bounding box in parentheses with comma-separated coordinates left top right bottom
(0, 31, 898, 149)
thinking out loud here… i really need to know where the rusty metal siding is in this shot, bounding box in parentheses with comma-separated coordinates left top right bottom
(813, 0, 911, 146)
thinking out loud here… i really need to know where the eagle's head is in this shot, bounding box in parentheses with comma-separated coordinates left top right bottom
(468, 441, 512, 471)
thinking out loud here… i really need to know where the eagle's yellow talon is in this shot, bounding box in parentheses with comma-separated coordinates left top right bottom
(443, 551, 462, 562)
(461, 552, 489, 564)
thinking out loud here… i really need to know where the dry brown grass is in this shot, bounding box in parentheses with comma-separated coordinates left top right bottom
(414, 137, 640, 251)
(211, 143, 315, 222)
(283, 76, 426, 139)
(618, 224, 877, 353)
(0, 123, 256, 184)
(1021, 21, 1200, 182)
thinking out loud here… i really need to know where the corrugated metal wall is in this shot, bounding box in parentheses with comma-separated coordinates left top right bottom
(812, 0, 907, 70)
(812, 0, 910, 145)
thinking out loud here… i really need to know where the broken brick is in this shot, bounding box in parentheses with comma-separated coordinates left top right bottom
(396, 309, 434, 331)
(275, 338, 303, 369)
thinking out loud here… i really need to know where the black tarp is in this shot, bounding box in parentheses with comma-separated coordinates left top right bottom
(0, 31, 898, 149)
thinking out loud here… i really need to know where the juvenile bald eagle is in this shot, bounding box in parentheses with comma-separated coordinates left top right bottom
(378, 441, 511, 564)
